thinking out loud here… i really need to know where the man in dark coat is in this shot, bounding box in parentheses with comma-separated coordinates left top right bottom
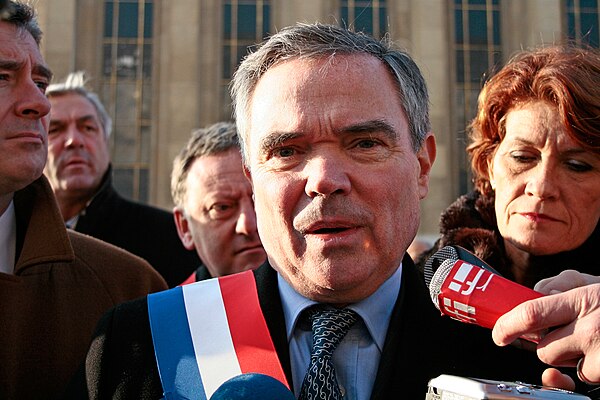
(44, 72, 199, 287)
(69, 23, 555, 399)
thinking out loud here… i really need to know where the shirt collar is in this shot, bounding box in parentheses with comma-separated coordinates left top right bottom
(0, 200, 16, 274)
(278, 263, 402, 352)
(65, 214, 79, 229)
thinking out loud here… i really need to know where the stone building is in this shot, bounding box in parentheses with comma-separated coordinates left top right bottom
(36, 0, 597, 238)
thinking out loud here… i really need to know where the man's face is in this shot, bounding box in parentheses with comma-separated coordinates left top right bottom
(45, 93, 110, 200)
(244, 54, 436, 303)
(0, 22, 51, 204)
(174, 148, 266, 277)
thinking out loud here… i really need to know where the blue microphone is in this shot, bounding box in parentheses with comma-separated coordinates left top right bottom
(210, 373, 295, 400)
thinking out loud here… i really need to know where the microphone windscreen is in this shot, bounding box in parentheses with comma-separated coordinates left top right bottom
(210, 373, 295, 400)
(428, 259, 455, 309)
(423, 245, 500, 288)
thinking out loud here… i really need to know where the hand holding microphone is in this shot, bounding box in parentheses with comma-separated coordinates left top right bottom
(424, 246, 600, 389)
(534, 270, 600, 295)
(493, 280, 600, 388)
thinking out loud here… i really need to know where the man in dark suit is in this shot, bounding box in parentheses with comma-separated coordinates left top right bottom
(43, 72, 199, 287)
(70, 23, 552, 399)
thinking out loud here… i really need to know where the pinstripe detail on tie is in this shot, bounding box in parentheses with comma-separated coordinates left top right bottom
(298, 307, 358, 400)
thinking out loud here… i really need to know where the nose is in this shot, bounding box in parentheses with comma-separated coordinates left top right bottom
(304, 155, 351, 198)
(63, 124, 85, 148)
(235, 200, 258, 236)
(15, 81, 51, 119)
(525, 161, 559, 200)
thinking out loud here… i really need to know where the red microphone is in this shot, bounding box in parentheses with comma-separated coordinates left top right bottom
(428, 258, 544, 335)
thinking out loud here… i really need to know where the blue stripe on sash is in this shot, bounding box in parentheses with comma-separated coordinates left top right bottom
(148, 287, 207, 400)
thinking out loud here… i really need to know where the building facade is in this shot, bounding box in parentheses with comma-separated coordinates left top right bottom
(36, 0, 598, 237)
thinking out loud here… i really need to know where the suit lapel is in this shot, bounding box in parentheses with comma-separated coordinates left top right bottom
(253, 263, 294, 389)
(371, 254, 450, 399)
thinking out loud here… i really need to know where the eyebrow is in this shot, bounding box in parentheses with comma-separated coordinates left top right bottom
(508, 137, 535, 146)
(336, 119, 397, 139)
(511, 136, 591, 155)
(258, 119, 398, 154)
(50, 115, 99, 126)
(0, 59, 24, 71)
(0, 59, 53, 81)
(33, 64, 53, 81)
(76, 115, 99, 124)
(559, 147, 592, 157)
(258, 131, 302, 155)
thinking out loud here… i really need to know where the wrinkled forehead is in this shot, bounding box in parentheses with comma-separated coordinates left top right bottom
(0, 22, 50, 79)
(49, 92, 98, 116)
(248, 54, 403, 130)
(247, 53, 384, 106)
(259, 53, 382, 88)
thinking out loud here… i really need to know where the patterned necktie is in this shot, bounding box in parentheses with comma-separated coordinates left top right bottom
(298, 307, 359, 400)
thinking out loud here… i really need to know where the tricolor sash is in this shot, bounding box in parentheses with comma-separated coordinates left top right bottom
(147, 270, 288, 400)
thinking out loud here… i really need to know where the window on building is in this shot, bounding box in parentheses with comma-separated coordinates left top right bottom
(340, 0, 387, 38)
(453, 0, 502, 194)
(566, 0, 599, 47)
(103, 0, 153, 202)
(222, 0, 271, 117)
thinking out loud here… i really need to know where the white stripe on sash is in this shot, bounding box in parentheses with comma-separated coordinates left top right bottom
(182, 279, 242, 398)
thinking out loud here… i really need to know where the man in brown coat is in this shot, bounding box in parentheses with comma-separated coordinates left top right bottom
(0, 2, 167, 398)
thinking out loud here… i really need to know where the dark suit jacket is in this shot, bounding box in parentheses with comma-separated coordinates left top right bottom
(73, 166, 200, 287)
(67, 256, 549, 399)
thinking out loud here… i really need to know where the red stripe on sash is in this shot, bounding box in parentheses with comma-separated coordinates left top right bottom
(219, 270, 289, 388)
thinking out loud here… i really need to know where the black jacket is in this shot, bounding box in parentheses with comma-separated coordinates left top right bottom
(72, 166, 199, 287)
(66, 256, 549, 399)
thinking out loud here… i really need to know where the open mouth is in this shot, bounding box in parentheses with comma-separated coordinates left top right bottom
(312, 227, 348, 234)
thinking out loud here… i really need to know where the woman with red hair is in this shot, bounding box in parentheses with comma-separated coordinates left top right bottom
(417, 45, 600, 390)
(420, 45, 600, 287)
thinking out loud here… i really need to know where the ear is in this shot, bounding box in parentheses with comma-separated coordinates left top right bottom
(173, 207, 195, 250)
(242, 162, 256, 203)
(102, 130, 111, 146)
(416, 133, 437, 199)
(487, 158, 496, 190)
(243, 164, 252, 182)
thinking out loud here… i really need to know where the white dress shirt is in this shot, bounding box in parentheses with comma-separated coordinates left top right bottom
(278, 264, 402, 400)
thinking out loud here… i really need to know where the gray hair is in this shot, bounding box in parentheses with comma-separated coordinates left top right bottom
(46, 71, 112, 138)
(230, 22, 431, 164)
(171, 121, 240, 207)
(2, 1, 42, 45)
